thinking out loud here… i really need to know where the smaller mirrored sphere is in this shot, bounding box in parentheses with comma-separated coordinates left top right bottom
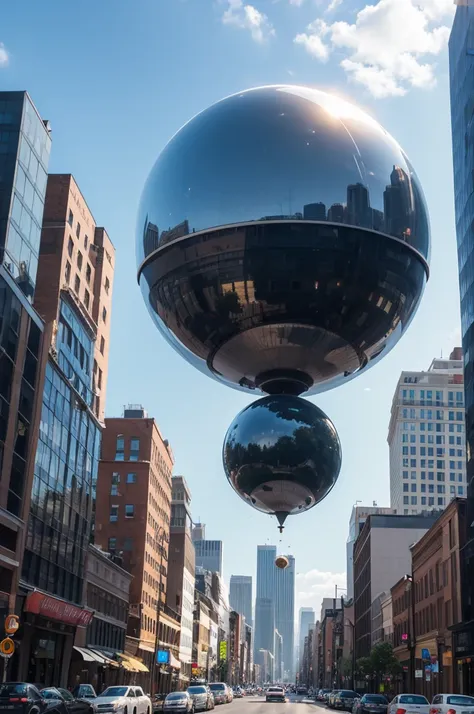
(275, 556, 290, 570)
(223, 394, 341, 527)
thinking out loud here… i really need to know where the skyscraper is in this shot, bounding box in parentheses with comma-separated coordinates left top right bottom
(387, 349, 466, 515)
(275, 554, 295, 680)
(254, 546, 295, 680)
(230, 575, 253, 627)
(346, 505, 395, 599)
(297, 607, 315, 676)
(449, 0, 474, 688)
(194, 539, 223, 575)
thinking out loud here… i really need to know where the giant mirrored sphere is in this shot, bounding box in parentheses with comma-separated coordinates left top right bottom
(137, 85, 430, 397)
(222, 395, 342, 528)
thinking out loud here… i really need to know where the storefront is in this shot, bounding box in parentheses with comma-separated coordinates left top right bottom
(452, 623, 474, 695)
(69, 646, 121, 692)
(16, 590, 94, 687)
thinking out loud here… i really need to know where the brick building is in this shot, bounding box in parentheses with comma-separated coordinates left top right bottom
(95, 406, 181, 683)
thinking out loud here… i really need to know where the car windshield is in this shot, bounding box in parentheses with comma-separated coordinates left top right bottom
(167, 694, 186, 700)
(188, 688, 206, 694)
(41, 690, 60, 699)
(268, 689, 283, 693)
(75, 687, 96, 697)
(102, 688, 128, 697)
(0, 685, 28, 697)
(399, 697, 428, 705)
(364, 696, 387, 703)
(446, 697, 474, 706)
(209, 685, 225, 691)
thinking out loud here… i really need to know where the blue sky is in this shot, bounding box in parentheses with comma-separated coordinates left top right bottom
(1, 0, 459, 617)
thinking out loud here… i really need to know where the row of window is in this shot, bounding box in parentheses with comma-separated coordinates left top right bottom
(110, 471, 136, 495)
(402, 388, 464, 400)
(402, 422, 464, 432)
(401, 446, 464, 457)
(403, 483, 464, 494)
(402, 408, 464, 421)
(115, 435, 140, 461)
(403, 496, 446, 506)
(401, 458, 464, 470)
(402, 470, 464, 482)
(108, 536, 133, 552)
(110, 504, 134, 520)
(401, 433, 464, 445)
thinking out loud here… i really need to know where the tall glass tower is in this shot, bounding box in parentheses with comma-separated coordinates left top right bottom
(276, 554, 295, 681)
(449, 1, 474, 692)
(230, 574, 253, 626)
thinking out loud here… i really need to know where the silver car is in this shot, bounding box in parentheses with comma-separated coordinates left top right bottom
(164, 693, 194, 714)
(186, 687, 214, 712)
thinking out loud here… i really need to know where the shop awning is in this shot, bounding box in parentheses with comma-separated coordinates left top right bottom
(139, 642, 155, 653)
(169, 653, 181, 670)
(117, 653, 149, 673)
(74, 646, 98, 662)
(88, 649, 119, 668)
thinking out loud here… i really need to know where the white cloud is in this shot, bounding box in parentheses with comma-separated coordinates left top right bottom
(364, 387, 372, 392)
(327, 0, 343, 12)
(296, 568, 346, 617)
(0, 43, 9, 67)
(294, 0, 454, 97)
(289, 0, 306, 6)
(222, 0, 275, 42)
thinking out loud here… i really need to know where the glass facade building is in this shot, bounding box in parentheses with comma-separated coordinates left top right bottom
(22, 295, 101, 605)
(449, 3, 474, 692)
(0, 92, 51, 300)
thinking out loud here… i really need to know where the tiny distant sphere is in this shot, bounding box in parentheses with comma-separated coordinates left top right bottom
(137, 85, 430, 397)
(275, 556, 290, 570)
(222, 394, 342, 523)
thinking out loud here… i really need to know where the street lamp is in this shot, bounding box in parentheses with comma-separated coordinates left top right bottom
(149, 526, 167, 695)
(404, 574, 416, 692)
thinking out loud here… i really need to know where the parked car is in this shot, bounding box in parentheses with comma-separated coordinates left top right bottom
(265, 688, 286, 704)
(333, 691, 360, 711)
(208, 686, 227, 706)
(318, 690, 332, 702)
(0, 684, 49, 714)
(187, 686, 214, 712)
(297, 688, 308, 696)
(40, 689, 95, 714)
(152, 696, 167, 714)
(71, 688, 97, 702)
(388, 695, 429, 714)
(430, 695, 474, 714)
(94, 687, 152, 714)
(353, 695, 389, 714)
(225, 688, 232, 705)
(163, 694, 194, 714)
(328, 691, 342, 708)
(232, 690, 243, 700)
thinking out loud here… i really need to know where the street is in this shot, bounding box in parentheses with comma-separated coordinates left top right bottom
(225, 694, 324, 714)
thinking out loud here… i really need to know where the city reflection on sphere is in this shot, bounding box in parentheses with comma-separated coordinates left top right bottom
(275, 556, 290, 570)
(137, 85, 430, 398)
(222, 394, 342, 526)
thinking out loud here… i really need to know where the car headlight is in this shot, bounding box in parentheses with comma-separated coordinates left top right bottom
(113, 703, 123, 711)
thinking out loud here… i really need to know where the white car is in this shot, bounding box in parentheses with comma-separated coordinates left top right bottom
(95, 686, 152, 714)
(389, 695, 430, 714)
(430, 694, 474, 714)
(266, 688, 286, 703)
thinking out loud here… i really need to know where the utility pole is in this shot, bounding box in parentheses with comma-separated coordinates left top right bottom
(150, 527, 166, 695)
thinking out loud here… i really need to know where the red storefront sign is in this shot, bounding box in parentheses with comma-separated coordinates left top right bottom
(25, 591, 94, 627)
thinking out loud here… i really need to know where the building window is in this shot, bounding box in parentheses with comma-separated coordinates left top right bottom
(84, 235, 88, 249)
(105, 276, 110, 294)
(86, 263, 91, 284)
(100, 336, 105, 355)
(84, 290, 90, 309)
(74, 275, 80, 293)
(123, 537, 133, 551)
(98, 368, 102, 389)
(65, 261, 71, 284)
(77, 251, 83, 271)
(125, 504, 134, 518)
(108, 537, 117, 551)
(76, 222, 81, 238)
(102, 306, 107, 323)
(130, 438, 139, 461)
(110, 505, 119, 522)
(68, 237, 74, 258)
(127, 473, 136, 484)
(111, 482, 118, 496)
(115, 436, 125, 461)
(68, 210, 74, 227)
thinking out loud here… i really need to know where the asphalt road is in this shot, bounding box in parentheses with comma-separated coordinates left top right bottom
(224, 694, 323, 714)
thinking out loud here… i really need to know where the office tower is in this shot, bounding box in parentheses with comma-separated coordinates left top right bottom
(255, 545, 277, 663)
(298, 607, 315, 675)
(388, 349, 466, 514)
(18, 174, 114, 687)
(449, 1, 474, 687)
(275, 554, 295, 681)
(229, 575, 253, 627)
(192, 522, 206, 541)
(347, 183, 371, 228)
(353, 512, 439, 658)
(167, 475, 195, 683)
(346, 504, 395, 599)
(194, 538, 223, 575)
(303, 202, 326, 221)
(0, 91, 51, 624)
(274, 630, 283, 682)
(95, 406, 180, 673)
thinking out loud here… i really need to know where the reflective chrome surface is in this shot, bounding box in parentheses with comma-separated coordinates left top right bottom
(137, 85, 430, 266)
(138, 85, 429, 397)
(222, 395, 341, 526)
(275, 555, 290, 569)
